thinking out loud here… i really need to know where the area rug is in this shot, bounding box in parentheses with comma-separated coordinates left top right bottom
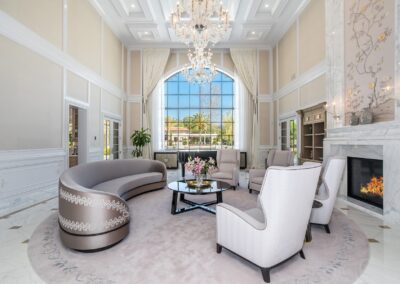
(28, 188, 369, 284)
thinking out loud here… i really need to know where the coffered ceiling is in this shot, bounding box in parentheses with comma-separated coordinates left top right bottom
(92, 0, 308, 48)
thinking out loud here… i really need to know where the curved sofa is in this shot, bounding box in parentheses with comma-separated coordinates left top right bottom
(58, 159, 167, 251)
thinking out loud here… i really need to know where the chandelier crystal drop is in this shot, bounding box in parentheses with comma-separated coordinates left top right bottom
(170, 0, 230, 84)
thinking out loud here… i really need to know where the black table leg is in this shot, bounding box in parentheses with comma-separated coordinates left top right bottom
(216, 191, 223, 203)
(171, 191, 178, 215)
(305, 223, 312, 242)
(180, 193, 185, 201)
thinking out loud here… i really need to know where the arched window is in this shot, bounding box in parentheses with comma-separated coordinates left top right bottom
(164, 70, 235, 150)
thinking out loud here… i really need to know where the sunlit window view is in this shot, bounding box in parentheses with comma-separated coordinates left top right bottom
(164, 70, 234, 150)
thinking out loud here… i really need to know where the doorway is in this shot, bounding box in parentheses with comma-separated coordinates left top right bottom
(103, 118, 121, 160)
(68, 105, 87, 167)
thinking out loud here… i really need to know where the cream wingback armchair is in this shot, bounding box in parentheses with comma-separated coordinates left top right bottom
(210, 149, 240, 190)
(248, 150, 294, 193)
(310, 157, 346, 234)
(216, 163, 322, 283)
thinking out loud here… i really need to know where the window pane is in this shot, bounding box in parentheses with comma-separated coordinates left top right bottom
(222, 95, 233, 108)
(214, 72, 223, 81)
(222, 73, 233, 82)
(201, 83, 210, 94)
(168, 74, 179, 81)
(167, 82, 178, 94)
(211, 109, 222, 122)
(222, 123, 234, 136)
(179, 95, 190, 108)
(167, 109, 178, 121)
(190, 95, 200, 108)
(179, 82, 190, 94)
(222, 82, 233, 94)
(210, 95, 221, 108)
(190, 84, 200, 95)
(200, 95, 210, 108)
(222, 110, 233, 122)
(178, 109, 190, 122)
(167, 95, 178, 108)
(211, 83, 221, 94)
(222, 136, 234, 147)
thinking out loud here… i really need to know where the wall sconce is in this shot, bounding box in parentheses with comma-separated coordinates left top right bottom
(325, 102, 341, 121)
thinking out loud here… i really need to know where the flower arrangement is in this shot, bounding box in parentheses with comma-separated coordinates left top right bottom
(185, 156, 216, 177)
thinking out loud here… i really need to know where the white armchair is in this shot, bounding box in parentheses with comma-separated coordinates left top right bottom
(210, 149, 240, 189)
(310, 157, 346, 234)
(248, 150, 295, 193)
(216, 163, 322, 283)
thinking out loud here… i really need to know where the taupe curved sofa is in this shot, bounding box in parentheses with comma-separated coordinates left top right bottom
(58, 159, 167, 251)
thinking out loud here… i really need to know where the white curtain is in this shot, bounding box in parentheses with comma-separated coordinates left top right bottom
(149, 81, 164, 151)
(230, 48, 259, 168)
(142, 48, 170, 158)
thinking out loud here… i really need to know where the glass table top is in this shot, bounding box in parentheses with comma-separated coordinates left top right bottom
(168, 179, 230, 194)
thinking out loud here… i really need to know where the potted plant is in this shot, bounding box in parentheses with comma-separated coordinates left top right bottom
(130, 128, 151, 158)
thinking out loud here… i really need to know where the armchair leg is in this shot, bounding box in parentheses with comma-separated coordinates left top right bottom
(299, 249, 306, 259)
(232, 186, 236, 190)
(324, 224, 331, 234)
(249, 188, 253, 194)
(261, 268, 270, 283)
(216, 243, 222, 254)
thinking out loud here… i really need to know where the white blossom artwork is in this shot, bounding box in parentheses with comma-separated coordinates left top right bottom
(345, 0, 395, 124)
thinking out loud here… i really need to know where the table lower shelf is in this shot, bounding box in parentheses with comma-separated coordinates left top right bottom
(171, 192, 223, 215)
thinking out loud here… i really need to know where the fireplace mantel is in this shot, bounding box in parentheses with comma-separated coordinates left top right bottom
(324, 122, 400, 225)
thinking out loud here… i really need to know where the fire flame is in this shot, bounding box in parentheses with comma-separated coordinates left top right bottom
(360, 176, 384, 197)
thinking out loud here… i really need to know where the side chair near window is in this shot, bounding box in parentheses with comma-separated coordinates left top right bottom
(209, 149, 240, 190)
(248, 150, 294, 193)
(216, 163, 322, 283)
(309, 157, 346, 234)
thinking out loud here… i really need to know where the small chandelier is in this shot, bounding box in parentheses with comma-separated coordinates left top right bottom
(182, 48, 217, 85)
(170, 0, 230, 84)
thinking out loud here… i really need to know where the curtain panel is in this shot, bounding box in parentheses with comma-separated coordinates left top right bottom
(142, 48, 170, 158)
(230, 48, 259, 168)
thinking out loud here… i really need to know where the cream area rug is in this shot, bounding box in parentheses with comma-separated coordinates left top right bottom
(28, 187, 369, 284)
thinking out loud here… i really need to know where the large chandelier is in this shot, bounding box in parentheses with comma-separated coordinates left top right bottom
(170, 0, 230, 84)
(182, 48, 217, 85)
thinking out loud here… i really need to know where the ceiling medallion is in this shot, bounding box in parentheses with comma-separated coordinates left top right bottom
(171, 0, 230, 84)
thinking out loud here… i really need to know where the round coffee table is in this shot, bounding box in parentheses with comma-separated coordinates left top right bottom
(168, 179, 230, 215)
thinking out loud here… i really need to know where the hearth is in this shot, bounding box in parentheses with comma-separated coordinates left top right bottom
(347, 157, 383, 209)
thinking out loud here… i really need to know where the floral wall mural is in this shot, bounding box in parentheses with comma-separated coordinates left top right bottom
(345, 0, 395, 125)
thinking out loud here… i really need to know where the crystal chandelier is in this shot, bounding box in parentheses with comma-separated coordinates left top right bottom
(170, 0, 230, 84)
(182, 48, 217, 85)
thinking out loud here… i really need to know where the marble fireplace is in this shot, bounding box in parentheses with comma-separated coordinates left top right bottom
(324, 123, 400, 225)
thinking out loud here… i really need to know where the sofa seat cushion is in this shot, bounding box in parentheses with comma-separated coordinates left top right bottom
(92, 172, 163, 196)
(211, 171, 232, 180)
(252, 177, 264, 185)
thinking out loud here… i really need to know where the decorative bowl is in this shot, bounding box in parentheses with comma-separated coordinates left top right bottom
(186, 180, 212, 188)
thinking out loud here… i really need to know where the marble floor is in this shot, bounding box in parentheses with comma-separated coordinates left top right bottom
(0, 171, 399, 284)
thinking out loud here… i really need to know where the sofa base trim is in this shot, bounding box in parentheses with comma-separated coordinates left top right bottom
(59, 222, 129, 251)
(216, 243, 305, 283)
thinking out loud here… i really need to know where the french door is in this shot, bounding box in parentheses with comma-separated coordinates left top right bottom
(103, 118, 121, 160)
(279, 117, 298, 157)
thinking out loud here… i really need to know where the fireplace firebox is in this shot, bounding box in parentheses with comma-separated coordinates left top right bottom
(347, 157, 383, 209)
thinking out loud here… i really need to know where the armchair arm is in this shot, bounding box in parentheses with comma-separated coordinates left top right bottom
(249, 169, 267, 179)
(217, 203, 265, 231)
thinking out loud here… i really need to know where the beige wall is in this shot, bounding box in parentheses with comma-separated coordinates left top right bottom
(0, 0, 63, 48)
(259, 50, 270, 94)
(279, 91, 298, 114)
(67, 71, 88, 103)
(68, 0, 102, 74)
(272, 47, 277, 93)
(278, 23, 297, 89)
(0, 36, 63, 149)
(130, 50, 142, 95)
(102, 90, 121, 116)
(103, 25, 122, 88)
(299, 0, 325, 74)
(89, 84, 101, 148)
(0, 0, 126, 152)
(259, 102, 271, 145)
(299, 75, 326, 108)
(130, 103, 142, 132)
